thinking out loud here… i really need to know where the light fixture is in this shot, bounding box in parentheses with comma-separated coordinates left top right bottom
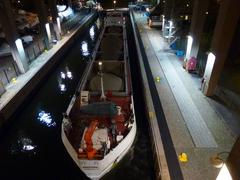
(162, 15, 165, 32)
(210, 152, 229, 168)
(202, 52, 216, 93)
(210, 152, 232, 180)
(45, 23, 51, 43)
(57, 17, 61, 34)
(186, 35, 193, 60)
(216, 164, 232, 180)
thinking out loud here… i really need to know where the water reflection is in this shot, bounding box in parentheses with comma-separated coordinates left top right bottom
(81, 41, 90, 57)
(89, 26, 95, 41)
(37, 111, 56, 127)
(61, 71, 66, 79)
(65, 66, 73, 79)
(11, 135, 37, 155)
(59, 82, 67, 92)
(96, 18, 101, 29)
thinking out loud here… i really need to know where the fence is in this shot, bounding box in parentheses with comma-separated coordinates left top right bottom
(0, 61, 19, 89)
(25, 38, 47, 64)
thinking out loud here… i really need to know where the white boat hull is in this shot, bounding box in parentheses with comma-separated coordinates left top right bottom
(62, 102, 136, 179)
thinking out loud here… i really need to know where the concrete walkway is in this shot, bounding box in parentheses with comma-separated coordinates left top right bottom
(133, 12, 237, 180)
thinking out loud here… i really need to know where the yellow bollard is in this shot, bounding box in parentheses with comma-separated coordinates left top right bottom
(178, 152, 188, 162)
(11, 77, 17, 84)
(155, 76, 160, 82)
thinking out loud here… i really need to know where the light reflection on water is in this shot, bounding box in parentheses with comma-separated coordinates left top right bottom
(58, 66, 74, 93)
(10, 135, 37, 155)
(89, 26, 95, 41)
(37, 111, 56, 127)
(81, 41, 90, 57)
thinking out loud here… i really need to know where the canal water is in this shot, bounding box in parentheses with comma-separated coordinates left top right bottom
(0, 15, 155, 180)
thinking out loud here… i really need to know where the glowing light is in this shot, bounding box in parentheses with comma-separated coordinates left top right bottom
(162, 15, 165, 32)
(23, 145, 35, 151)
(89, 26, 95, 40)
(57, 17, 62, 34)
(45, 23, 51, 43)
(113, 0, 116, 4)
(81, 41, 89, 56)
(58, 7, 74, 20)
(206, 52, 216, 76)
(37, 111, 56, 127)
(60, 83, 66, 92)
(96, 18, 101, 29)
(186, 35, 193, 60)
(202, 52, 216, 93)
(11, 136, 37, 155)
(15, 38, 24, 52)
(216, 164, 232, 180)
(65, 66, 73, 79)
(98, 61, 103, 71)
(66, 71, 73, 79)
(57, 5, 67, 12)
(206, 11, 209, 15)
(61, 72, 66, 79)
(11, 77, 17, 83)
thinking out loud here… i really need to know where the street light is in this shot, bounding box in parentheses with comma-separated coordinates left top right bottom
(113, 0, 116, 10)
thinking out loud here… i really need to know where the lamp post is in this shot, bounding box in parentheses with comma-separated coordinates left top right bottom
(113, 0, 116, 10)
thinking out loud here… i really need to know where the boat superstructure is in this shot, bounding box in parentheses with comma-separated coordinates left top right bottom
(61, 11, 136, 179)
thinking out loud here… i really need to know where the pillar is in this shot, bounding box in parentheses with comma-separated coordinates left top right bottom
(189, 0, 210, 58)
(48, 0, 61, 41)
(0, 0, 29, 73)
(204, 0, 240, 96)
(34, 0, 51, 49)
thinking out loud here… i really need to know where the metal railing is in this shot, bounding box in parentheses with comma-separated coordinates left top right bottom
(25, 38, 47, 64)
(0, 61, 19, 90)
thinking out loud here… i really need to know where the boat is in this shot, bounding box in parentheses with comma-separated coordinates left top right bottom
(61, 11, 137, 180)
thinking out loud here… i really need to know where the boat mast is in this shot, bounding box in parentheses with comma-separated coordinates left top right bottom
(99, 61, 106, 101)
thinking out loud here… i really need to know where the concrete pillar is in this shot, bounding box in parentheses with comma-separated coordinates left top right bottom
(34, 0, 51, 49)
(189, 0, 209, 58)
(204, 0, 240, 96)
(48, 0, 61, 41)
(0, 0, 29, 73)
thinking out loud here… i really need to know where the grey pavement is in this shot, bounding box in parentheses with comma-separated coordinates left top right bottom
(133, 12, 237, 180)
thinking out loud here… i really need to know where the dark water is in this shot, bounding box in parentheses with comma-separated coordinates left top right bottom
(0, 15, 155, 180)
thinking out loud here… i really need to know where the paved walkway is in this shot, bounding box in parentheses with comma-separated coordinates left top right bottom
(133, 12, 237, 180)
